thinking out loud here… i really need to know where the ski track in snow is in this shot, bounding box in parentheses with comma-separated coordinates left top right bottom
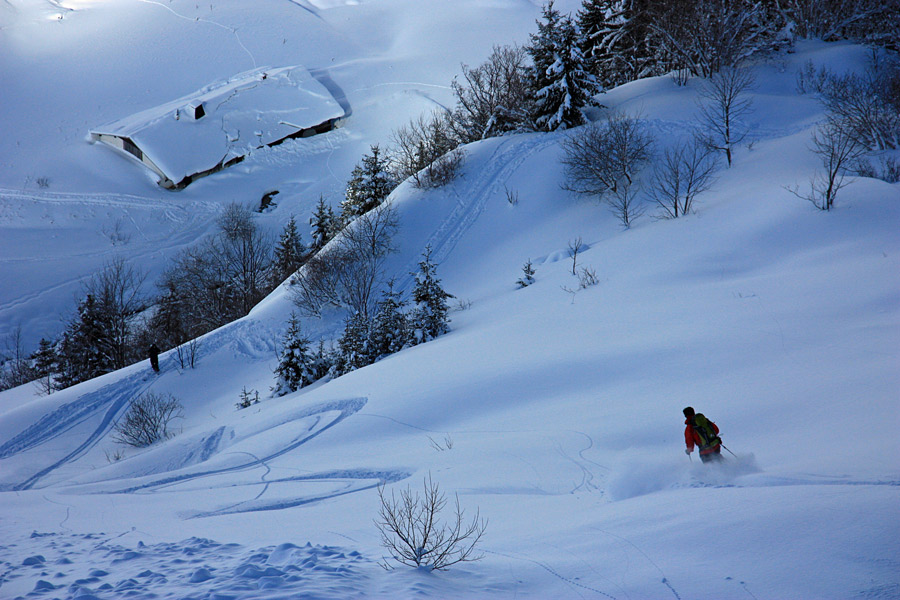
(484, 548, 619, 599)
(0, 370, 157, 491)
(0, 188, 221, 321)
(0, 319, 280, 491)
(0, 534, 373, 600)
(394, 134, 560, 294)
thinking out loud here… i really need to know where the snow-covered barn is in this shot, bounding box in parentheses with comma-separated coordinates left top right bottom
(90, 66, 346, 189)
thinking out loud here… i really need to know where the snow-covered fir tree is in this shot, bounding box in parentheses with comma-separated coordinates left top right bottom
(55, 294, 112, 388)
(311, 339, 337, 381)
(337, 311, 372, 374)
(273, 312, 315, 396)
(577, 0, 664, 89)
(411, 245, 453, 344)
(272, 215, 306, 285)
(340, 145, 395, 224)
(527, 1, 599, 131)
(368, 279, 410, 360)
(309, 195, 340, 252)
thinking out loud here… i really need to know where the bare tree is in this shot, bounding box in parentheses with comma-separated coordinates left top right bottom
(788, 117, 865, 211)
(217, 203, 273, 315)
(777, 0, 888, 41)
(562, 113, 653, 226)
(817, 57, 900, 151)
(152, 203, 273, 345)
(649, 135, 719, 218)
(568, 237, 585, 275)
(338, 203, 401, 321)
(292, 204, 399, 320)
(451, 44, 533, 142)
(610, 179, 645, 229)
(650, 0, 771, 77)
(113, 391, 183, 448)
(390, 111, 463, 188)
(0, 325, 33, 391)
(698, 67, 755, 167)
(376, 474, 487, 571)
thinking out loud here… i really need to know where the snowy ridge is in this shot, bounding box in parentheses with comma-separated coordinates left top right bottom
(1, 1, 898, 598)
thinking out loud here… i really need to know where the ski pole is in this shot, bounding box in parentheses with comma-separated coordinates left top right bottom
(721, 443, 737, 458)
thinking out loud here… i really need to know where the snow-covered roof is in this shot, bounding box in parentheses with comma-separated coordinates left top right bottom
(90, 66, 345, 187)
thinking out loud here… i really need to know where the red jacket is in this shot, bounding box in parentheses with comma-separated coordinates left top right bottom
(685, 417, 720, 455)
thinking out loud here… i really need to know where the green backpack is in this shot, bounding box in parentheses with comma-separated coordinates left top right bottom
(691, 413, 721, 449)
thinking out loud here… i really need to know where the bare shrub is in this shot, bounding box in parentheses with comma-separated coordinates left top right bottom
(851, 154, 900, 183)
(504, 186, 519, 206)
(577, 266, 599, 288)
(390, 111, 462, 188)
(376, 474, 487, 571)
(174, 338, 200, 369)
(796, 60, 832, 95)
(562, 113, 653, 226)
(649, 135, 719, 218)
(427, 434, 454, 452)
(420, 147, 466, 189)
(113, 391, 183, 448)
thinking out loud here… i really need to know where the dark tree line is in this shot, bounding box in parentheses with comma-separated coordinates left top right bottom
(275, 246, 453, 396)
(11, 203, 321, 393)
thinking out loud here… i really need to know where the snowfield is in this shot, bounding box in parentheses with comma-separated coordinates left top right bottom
(1, 1, 899, 599)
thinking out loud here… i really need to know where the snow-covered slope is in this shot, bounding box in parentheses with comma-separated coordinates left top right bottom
(0, 0, 541, 347)
(1, 1, 899, 598)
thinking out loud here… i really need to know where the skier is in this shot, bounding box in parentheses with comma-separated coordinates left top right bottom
(683, 406, 723, 463)
(148, 343, 160, 372)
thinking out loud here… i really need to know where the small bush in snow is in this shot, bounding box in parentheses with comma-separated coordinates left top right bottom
(113, 391, 183, 448)
(390, 111, 462, 188)
(516, 259, 536, 288)
(376, 474, 487, 571)
(236, 387, 261, 409)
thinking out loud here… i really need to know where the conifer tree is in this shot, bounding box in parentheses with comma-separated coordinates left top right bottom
(273, 312, 314, 396)
(310, 195, 339, 252)
(411, 246, 453, 344)
(527, 1, 599, 131)
(311, 339, 336, 381)
(30, 337, 57, 395)
(341, 145, 395, 224)
(337, 311, 372, 374)
(577, 0, 664, 89)
(56, 294, 112, 388)
(369, 280, 409, 360)
(272, 215, 307, 285)
(516, 259, 537, 288)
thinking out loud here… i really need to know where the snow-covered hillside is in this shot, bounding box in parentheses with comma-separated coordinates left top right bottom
(2, 1, 899, 599)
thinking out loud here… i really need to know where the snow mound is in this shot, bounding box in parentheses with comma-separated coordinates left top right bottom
(1, 533, 370, 600)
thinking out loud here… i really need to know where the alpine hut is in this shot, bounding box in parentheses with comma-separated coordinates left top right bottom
(90, 66, 346, 189)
